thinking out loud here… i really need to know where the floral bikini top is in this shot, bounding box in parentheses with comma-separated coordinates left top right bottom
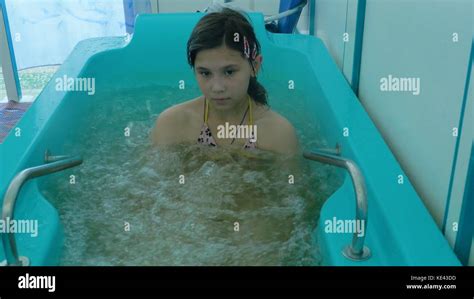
(197, 96, 257, 149)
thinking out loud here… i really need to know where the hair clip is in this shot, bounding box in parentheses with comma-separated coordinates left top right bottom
(243, 36, 250, 59)
(251, 43, 257, 60)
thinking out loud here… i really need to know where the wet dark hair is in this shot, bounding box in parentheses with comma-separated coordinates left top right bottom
(187, 8, 268, 105)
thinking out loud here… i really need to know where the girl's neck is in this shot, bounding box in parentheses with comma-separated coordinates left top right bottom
(208, 96, 249, 124)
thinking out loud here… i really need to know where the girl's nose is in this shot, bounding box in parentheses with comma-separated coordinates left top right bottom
(210, 77, 226, 93)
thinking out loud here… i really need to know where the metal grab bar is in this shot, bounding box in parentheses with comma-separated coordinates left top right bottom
(304, 149, 371, 261)
(1, 153, 83, 266)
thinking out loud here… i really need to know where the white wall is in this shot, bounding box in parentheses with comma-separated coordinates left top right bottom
(157, 0, 310, 33)
(157, 0, 211, 12)
(445, 60, 473, 258)
(157, 0, 279, 14)
(314, 0, 347, 69)
(313, 0, 473, 264)
(358, 0, 472, 229)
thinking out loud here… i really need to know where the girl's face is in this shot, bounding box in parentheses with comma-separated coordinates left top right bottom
(194, 43, 261, 112)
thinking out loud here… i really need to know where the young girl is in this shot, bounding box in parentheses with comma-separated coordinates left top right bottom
(151, 8, 298, 155)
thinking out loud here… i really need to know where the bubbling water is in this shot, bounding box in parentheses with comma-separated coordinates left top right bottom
(39, 85, 341, 266)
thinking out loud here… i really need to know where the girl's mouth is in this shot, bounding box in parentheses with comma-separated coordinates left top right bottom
(212, 98, 230, 104)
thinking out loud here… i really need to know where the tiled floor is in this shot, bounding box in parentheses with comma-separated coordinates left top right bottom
(0, 101, 32, 143)
(0, 65, 59, 102)
(0, 65, 59, 143)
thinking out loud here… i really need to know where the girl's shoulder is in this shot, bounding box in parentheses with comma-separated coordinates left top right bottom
(159, 96, 204, 121)
(254, 105, 291, 128)
(253, 105, 298, 154)
(151, 97, 204, 145)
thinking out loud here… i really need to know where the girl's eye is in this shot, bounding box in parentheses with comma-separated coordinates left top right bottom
(200, 71, 210, 77)
(225, 70, 235, 76)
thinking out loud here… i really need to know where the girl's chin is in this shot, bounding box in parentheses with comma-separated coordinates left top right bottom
(210, 98, 233, 107)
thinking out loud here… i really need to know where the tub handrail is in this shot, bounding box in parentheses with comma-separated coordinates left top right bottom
(1, 153, 83, 266)
(303, 149, 371, 261)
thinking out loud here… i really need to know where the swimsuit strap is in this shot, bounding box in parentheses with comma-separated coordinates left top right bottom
(204, 97, 210, 123)
(241, 96, 251, 126)
(230, 96, 250, 145)
(202, 95, 254, 146)
(248, 95, 253, 126)
(243, 95, 257, 149)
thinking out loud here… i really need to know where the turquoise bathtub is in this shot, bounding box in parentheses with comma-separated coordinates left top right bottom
(0, 13, 461, 266)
